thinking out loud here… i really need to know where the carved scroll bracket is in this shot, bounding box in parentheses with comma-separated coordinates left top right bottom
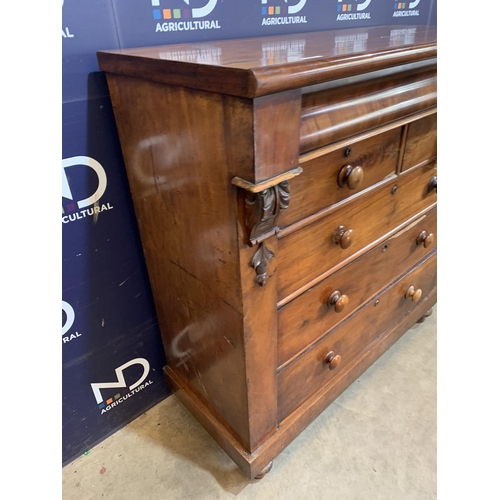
(251, 241, 275, 287)
(232, 167, 302, 246)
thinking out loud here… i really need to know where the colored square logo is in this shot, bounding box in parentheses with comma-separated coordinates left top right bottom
(106, 398, 113, 405)
(173, 9, 181, 19)
(163, 9, 171, 19)
(114, 393, 120, 400)
(262, 6, 267, 14)
(153, 9, 161, 19)
(276, 6, 280, 14)
(268, 6, 274, 15)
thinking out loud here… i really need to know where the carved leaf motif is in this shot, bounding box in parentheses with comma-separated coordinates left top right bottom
(245, 180, 291, 243)
(261, 188, 276, 222)
(276, 181, 290, 211)
(250, 242, 275, 286)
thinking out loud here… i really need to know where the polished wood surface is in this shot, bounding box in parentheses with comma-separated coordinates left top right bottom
(280, 128, 400, 227)
(165, 287, 436, 478)
(300, 66, 436, 153)
(98, 26, 436, 98)
(402, 113, 437, 171)
(278, 252, 436, 420)
(326, 291, 349, 313)
(417, 230, 435, 248)
(338, 165, 364, 190)
(277, 206, 437, 367)
(248, 288, 437, 476)
(105, 74, 252, 447)
(277, 162, 437, 301)
(253, 91, 302, 182)
(99, 29, 437, 479)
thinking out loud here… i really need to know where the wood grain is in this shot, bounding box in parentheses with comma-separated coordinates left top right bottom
(280, 127, 401, 227)
(277, 162, 438, 301)
(100, 30, 438, 479)
(401, 113, 437, 171)
(300, 66, 436, 153)
(246, 288, 437, 476)
(277, 252, 437, 420)
(98, 26, 436, 98)
(277, 206, 437, 367)
(253, 91, 302, 182)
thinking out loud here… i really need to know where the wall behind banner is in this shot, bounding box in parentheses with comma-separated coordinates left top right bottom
(62, 0, 437, 466)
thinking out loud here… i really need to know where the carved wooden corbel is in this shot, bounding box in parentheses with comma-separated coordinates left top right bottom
(231, 167, 302, 246)
(250, 241, 275, 286)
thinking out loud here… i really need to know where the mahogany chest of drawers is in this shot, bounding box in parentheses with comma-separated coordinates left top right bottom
(98, 25, 437, 479)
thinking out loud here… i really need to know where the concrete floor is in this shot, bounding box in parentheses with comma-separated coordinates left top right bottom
(62, 309, 436, 500)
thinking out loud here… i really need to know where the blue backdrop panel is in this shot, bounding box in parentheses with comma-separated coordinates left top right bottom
(110, 0, 435, 49)
(62, 325, 169, 465)
(62, 0, 120, 103)
(62, 97, 170, 465)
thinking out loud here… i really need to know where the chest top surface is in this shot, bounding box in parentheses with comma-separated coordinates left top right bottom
(97, 25, 437, 98)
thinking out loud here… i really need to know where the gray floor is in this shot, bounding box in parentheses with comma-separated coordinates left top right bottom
(62, 309, 436, 500)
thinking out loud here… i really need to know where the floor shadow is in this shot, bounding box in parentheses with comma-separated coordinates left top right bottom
(125, 395, 258, 495)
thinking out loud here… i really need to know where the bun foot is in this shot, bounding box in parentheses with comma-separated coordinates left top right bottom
(416, 308, 433, 324)
(254, 461, 273, 479)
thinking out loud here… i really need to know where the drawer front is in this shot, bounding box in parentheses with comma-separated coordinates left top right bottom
(277, 162, 437, 301)
(300, 66, 437, 154)
(277, 206, 437, 367)
(277, 252, 437, 421)
(280, 128, 401, 228)
(402, 113, 437, 171)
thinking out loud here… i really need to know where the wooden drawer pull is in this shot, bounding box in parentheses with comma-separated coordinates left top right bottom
(428, 176, 437, 193)
(338, 165, 364, 190)
(416, 230, 435, 248)
(324, 351, 342, 371)
(327, 290, 349, 312)
(405, 285, 423, 302)
(332, 225, 353, 249)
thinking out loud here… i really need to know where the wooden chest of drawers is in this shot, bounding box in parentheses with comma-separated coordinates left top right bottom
(98, 25, 437, 479)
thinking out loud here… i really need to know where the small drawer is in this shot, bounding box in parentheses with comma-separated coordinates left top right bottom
(277, 206, 437, 367)
(277, 252, 437, 421)
(401, 113, 437, 171)
(277, 161, 437, 302)
(279, 128, 401, 227)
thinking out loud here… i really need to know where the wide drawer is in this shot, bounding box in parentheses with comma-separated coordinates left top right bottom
(279, 128, 401, 228)
(277, 206, 437, 368)
(277, 251, 437, 421)
(401, 113, 437, 171)
(300, 66, 437, 154)
(277, 161, 437, 302)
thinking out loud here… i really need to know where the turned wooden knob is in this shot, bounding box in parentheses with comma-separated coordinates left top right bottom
(327, 290, 349, 312)
(338, 165, 364, 190)
(428, 176, 437, 193)
(324, 351, 342, 371)
(333, 225, 353, 249)
(405, 285, 422, 302)
(416, 230, 435, 248)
